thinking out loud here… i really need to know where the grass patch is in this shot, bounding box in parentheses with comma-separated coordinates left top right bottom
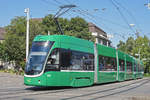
(0, 69, 24, 76)
(144, 73, 150, 77)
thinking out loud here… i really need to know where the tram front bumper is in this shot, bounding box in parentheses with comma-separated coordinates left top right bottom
(24, 76, 46, 86)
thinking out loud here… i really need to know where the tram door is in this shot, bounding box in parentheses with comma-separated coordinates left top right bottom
(45, 48, 60, 86)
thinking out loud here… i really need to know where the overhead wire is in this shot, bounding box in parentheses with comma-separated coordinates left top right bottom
(114, 0, 149, 38)
(113, 0, 143, 34)
(53, 0, 64, 5)
(76, 8, 112, 31)
(109, 0, 136, 37)
(63, 0, 72, 4)
(49, 0, 133, 33)
(72, 4, 134, 40)
(43, 0, 127, 40)
(72, 8, 126, 40)
(76, 7, 127, 39)
(41, 0, 59, 7)
(63, 0, 127, 40)
(79, 8, 130, 30)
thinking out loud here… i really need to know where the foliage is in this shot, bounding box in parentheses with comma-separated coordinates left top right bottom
(144, 73, 150, 77)
(0, 69, 24, 75)
(0, 42, 6, 60)
(1, 14, 94, 72)
(117, 36, 150, 73)
(1, 16, 44, 71)
(42, 14, 94, 41)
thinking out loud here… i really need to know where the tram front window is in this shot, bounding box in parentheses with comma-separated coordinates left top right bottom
(25, 41, 54, 75)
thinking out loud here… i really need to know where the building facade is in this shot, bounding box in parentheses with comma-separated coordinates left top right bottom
(0, 27, 5, 43)
(0, 27, 5, 68)
(88, 23, 111, 46)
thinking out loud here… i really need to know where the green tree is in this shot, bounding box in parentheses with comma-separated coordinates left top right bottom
(1, 15, 94, 71)
(117, 40, 126, 52)
(42, 14, 94, 41)
(117, 37, 135, 54)
(2, 16, 43, 70)
(67, 17, 93, 41)
(42, 14, 58, 34)
(0, 42, 6, 61)
(3, 17, 26, 69)
(125, 37, 135, 54)
(117, 36, 150, 73)
(132, 36, 150, 73)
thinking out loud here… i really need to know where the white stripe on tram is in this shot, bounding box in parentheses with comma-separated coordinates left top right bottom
(60, 70, 94, 72)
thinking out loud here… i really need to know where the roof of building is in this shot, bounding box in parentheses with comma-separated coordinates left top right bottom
(88, 22, 107, 35)
(31, 18, 42, 22)
(0, 27, 5, 40)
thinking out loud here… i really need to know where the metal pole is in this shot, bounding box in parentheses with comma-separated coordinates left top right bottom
(54, 18, 64, 35)
(138, 48, 141, 60)
(116, 49, 119, 81)
(25, 8, 30, 61)
(94, 43, 98, 83)
(124, 55, 127, 79)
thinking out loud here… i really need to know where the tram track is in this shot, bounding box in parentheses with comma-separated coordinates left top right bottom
(0, 86, 77, 100)
(0, 88, 28, 96)
(62, 78, 150, 100)
(0, 78, 149, 100)
(91, 79, 150, 100)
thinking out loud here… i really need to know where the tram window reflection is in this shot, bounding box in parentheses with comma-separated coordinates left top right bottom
(99, 55, 117, 71)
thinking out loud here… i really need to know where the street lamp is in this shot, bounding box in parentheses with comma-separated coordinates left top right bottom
(144, 0, 150, 9)
(129, 24, 135, 27)
(129, 24, 140, 38)
(135, 44, 144, 60)
(24, 8, 30, 61)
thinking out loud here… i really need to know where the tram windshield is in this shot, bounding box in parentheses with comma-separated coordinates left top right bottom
(25, 41, 54, 75)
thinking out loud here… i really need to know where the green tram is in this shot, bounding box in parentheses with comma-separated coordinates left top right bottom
(24, 35, 144, 87)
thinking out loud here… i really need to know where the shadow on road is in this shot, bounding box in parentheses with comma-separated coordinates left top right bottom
(25, 86, 73, 91)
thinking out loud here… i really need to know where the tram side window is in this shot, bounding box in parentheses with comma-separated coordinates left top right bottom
(134, 63, 137, 72)
(138, 64, 140, 72)
(59, 49, 94, 71)
(126, 62, 132, 72)
(141, 65, 144, 72)
(59, 49, 71, 70)
(70, 51, 94, 71)
(45, 48, 60, 71)
(139, 66, 141, 72)
(99, 55, 117, 71)
(119, 60, 125, 71)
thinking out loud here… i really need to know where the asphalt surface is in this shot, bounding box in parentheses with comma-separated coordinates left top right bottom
(0, 72, 150, 100)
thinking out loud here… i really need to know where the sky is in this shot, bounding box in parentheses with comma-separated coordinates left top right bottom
(0, 0, 150, 47)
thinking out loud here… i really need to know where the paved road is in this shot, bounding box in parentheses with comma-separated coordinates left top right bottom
(0, 72, 150, 100)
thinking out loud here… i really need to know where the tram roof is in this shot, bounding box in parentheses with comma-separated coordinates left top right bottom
(33, 35, 94, 48)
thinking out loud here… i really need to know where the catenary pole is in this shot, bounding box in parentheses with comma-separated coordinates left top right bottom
(24, 8, 30, 61)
